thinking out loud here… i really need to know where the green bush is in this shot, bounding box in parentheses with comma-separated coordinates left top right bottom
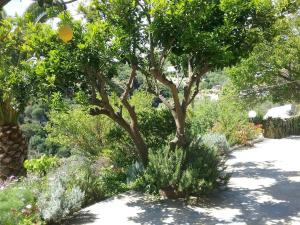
(105, 127, 138, 167)
(188, 99, 219, 136)
(189, 84, 262, 146)
(0, 185, 42, 225)
(138, 109, 175, 151)
(21, 123, 46, 140)
(136, 138, 230, 197)
(24, 155, 59, 176)
(106, 91, 175, 167)
(46, 107, 112, 157)
(106, 108, 175, 167)
(21, 103, 69, 158)
(23, 104, 48, 124)
(98, 167, 128, 197)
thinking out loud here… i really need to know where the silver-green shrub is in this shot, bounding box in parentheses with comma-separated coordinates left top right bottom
(37, 155, 103, 223)
(38, 176, 84, 222)
(201, 133, 230, 156)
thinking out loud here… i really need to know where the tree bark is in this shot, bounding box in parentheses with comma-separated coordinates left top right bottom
(0, 125, 27, 180)
(149, 63, 209, 151)
(128, 125, 148, 166)
(89, 67, 149, 166)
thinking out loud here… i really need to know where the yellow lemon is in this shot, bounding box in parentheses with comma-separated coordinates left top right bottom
(58, 25, 73, 43)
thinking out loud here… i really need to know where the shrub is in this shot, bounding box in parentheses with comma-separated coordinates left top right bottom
(106, 91, 175, 167)
(105, 127, 138, 167)
(188, 99, 219, 136)
(37, 156, 96, 223)
(106, 108, 175, 167)
(37, 177, 85, 223)
(138, 109, 175, 151)
(21, 123, 46, 140)
(54, 156, 104, 205)
(126, 161, 144, 184)
(98, 167, 128, 197)
(137, 138, 230, 197)
(0, 184, 42, 225)
(21, 105, 69, 158)
(24, 155, 59, 176)
(213, 122, 262, 145)
(201, 133, 230, 156)
(46, 107, 112, 157)
(189, 84, 262, 146)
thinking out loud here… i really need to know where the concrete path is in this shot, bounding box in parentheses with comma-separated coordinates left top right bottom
(67, 136, 300, 225)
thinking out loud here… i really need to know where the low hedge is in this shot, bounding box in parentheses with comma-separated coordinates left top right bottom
(263, 116, 300, 139)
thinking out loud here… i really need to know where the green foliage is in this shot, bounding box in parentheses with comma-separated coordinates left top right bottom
(46, 106, 112, 157)
(0, 185, 42, 225)
(106, 107, 175, 167)
(21, 123, 46, 140)
(200, 70, 229, 90)
(188, 99, 219, 136)
(189, 84, 261, 146)
(21, 103, 69, 158)
(0, 17, 53, 124)
(213, 121, 262, 145)
(138, 109, 175, 151)
(98, 167, 128, 197)
(126, 161, 144, 184)
(58, 156, 105, 204)
(228, 15, 300, 102)
(105, 127, 137, 167)
(24, 155, 59, 176)
(138, 138, 229, 197)
(104, 91, 175, 166)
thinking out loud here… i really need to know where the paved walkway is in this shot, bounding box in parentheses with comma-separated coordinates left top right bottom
(68, 137, 300, 225)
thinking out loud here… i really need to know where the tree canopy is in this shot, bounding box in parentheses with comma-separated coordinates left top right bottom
(25, 0, 299, 164)
(0, 17, 52, 125)
(228, 15, 300, 102)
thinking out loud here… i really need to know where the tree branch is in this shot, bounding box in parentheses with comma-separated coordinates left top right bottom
(182, 63, 209, 109)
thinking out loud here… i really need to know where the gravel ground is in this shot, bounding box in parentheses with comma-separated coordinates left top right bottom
(67, 136, 300, 225)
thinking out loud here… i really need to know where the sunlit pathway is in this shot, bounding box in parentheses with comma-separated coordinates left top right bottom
(67, 136, 300, 225)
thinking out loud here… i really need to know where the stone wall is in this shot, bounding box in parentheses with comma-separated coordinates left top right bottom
(263, 116, 300, 139)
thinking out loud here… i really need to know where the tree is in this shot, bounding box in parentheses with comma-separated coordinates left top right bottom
(0, 17, 51, 179)
(0, 0, 68, 179)
(228, 15, 300, 102)
(30, 0, 299, 166)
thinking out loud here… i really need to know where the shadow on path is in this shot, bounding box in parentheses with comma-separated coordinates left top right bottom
(67, 137, 300, 225)
(127, 161, 300, 225)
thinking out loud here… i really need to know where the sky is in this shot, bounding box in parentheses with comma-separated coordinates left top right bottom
(3, 0, 33, 16)
(3, 0, 84, 29)
(3, 0, 82, 18)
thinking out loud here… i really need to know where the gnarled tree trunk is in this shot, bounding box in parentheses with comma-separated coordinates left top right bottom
(0, 125, 27, 180)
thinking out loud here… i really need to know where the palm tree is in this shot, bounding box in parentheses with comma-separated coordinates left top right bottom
(0, 2, 62, 180)
(0, 0, 75, 180)
(0, 100, 27, 179)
